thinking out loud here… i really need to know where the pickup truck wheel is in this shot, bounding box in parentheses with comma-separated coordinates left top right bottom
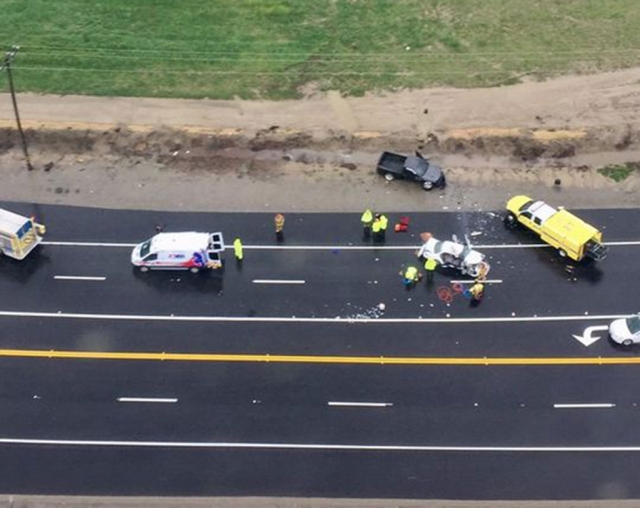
(422, 181, 434, 191)
(558, 249, 567, 258)
(384, 173, 395, 182)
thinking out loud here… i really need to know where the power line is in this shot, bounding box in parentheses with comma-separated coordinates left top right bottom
(12, 44, 640, 58)
(8, 64, 635, 77)
(14, 51, 640, 64)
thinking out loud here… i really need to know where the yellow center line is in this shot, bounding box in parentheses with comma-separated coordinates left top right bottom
(0, 349, 638, 365)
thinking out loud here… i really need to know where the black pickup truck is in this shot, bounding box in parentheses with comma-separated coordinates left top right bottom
(376, 151, 446, 190)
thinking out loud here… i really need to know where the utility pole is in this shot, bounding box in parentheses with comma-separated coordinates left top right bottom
(1, 45, 33, 170)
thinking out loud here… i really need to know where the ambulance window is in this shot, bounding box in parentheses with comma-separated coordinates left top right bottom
(521, 211, 532, 220)
(143, 253, 157, 261)
(533, 216, 542, 226)
(139, 240, 151, 258)
(17, 221, 33, 239)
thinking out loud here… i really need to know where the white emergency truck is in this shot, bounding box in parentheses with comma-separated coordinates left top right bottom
(0, 208, 46, 260)
(131, 232, 225, 273)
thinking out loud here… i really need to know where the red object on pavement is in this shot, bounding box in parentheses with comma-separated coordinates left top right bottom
(394, 216, 410, 232)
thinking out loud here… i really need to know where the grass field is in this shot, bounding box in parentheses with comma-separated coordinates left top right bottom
(1, 0, 640, 99)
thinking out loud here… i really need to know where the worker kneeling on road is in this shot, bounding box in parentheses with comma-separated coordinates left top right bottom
(469, 280, 485, 301)
(401, 265, 422, 287)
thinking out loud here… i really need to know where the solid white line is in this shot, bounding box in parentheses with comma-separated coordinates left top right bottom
(553, 403, 615, 409)
(328, 401, 393, 407)
(2, 437, 640, 452)
(54, 276, 107, 281)
(450, 279, 503, 284)
(252, 279, 305, 285)
(0, 310, 631, 325)
(117, 397, 178, 404)
(40, 240, 640, 250)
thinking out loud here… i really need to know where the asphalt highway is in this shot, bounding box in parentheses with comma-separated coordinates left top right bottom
(0, 201, 639, 499)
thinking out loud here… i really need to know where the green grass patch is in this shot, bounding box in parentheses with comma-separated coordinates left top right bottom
(598, 163, 639, 182)
(1, 0, 640, 99)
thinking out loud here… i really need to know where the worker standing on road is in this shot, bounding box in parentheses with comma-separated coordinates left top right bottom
(424, 257, 437, 283)
(361, 209, 373, 239)
(274, 213, 285, 242)
(379, 213, 389, 242)
(371, 214, 382, 243)
(233, 238, 244, 263)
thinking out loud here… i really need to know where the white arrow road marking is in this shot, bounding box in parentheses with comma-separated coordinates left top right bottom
(327, 401, 393, 408)
(117, 397, 177, 403)
(572, 325, 609, 347)
(554, 403, 615, 409)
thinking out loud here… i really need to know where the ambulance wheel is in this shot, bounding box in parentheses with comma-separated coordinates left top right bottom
(138, 266, 149, 273)
(189, 267, 200, 274)
(384, 172, 395, 182)
(622, 339, 634, 347)
(422, 181, 434, 191)
(558, 249, 567, 258)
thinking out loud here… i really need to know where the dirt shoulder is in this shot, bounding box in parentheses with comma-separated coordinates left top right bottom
(1, 69, 640, 212)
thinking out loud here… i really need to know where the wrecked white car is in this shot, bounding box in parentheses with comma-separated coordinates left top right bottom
(417, 232, 490, 278)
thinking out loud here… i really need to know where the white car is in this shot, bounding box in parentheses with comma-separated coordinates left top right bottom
(609, 314, 640, 347)
(417, 232, 490, 278)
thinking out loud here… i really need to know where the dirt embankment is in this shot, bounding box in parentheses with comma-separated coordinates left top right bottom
(0, 122, 638, 172)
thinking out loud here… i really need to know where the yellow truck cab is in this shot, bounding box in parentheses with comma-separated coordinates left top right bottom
(0, 208, 46, 260)
(505, 195, 608, 262)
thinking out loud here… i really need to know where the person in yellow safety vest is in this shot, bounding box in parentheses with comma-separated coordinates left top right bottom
(274, 213, 285, 242)
(424, 257, 437, 282)
(361, 209, 373, 239)
(233, 238, 244, 262)
(371, 216, 382, 243)
(469, 281, 485, 301)
(402, 265, 421, 286)
(379, 214, 389, 242)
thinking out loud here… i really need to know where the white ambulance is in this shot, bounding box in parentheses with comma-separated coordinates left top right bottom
(0, 208, 46, 260)
(131, 232, 225, 273)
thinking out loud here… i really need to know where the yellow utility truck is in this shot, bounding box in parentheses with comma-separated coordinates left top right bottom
(505, 195, 607, 262)
(0, 208, 46, 260)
